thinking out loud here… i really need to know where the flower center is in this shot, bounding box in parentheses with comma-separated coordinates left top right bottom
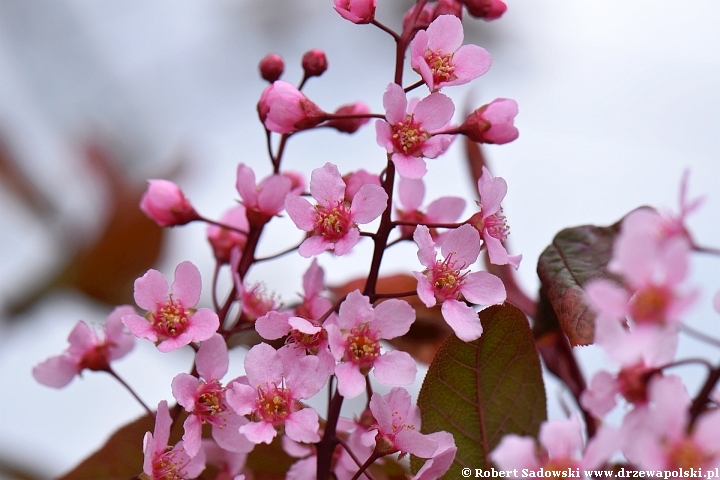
(195, 380, 227, 424)
(79, 343, 111, 372)
(424, 49, 456, 86)
(242, 283, 278, 322)
(256, 382, 293, 425)
(287, 326, 326, 355)
(152, 299, 190, 338)
(152, 451, 182, 480)
(391, 115, 429, 156)
(616, 363, 655, 405)
(315, 202, 353, 241)
(345, 323, 381, 373)
(543, 457, 579, 473)
(430, 255, 465, 300)
(667, 438, 712, 470)
(469, 207, 510, 242)
(629, 284, 670, 325)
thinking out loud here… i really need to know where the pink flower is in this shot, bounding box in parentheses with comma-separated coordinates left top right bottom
(143, 401, 206, 479)
(369, 387, 439, 458)
(207, 205, 248, 264)
(375, 83, 455, 179)
(403, 3, 434, 32)
(258, 80, 327, 134)
(236, 163, 293, 224)
(464, 0, 507, 21)
(140, 179, 199, 227)
(122, 261, 219, 352)
(395, 177, 465, 239)
(342, 169, 382, 202)
(172, 334, 253, 457)
(226, 343, 328, 444)
(333, 0, 376, 24)
(325, 102, 372, 134)
(491, 417, 618, 477)
(285, 162, 388, 257)
(467, 167, 521, 268)
(326, 290, 417, 399)
(412, 431, 457, 480)
(33, 305, 136, 388)
(413, 224, 506, 341)
(410, 15, 492, 92)
(458, 99, 519, 144)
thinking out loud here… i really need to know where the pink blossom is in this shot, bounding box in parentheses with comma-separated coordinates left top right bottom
(412, 431, 457, 480)
(226, 343, 328, 445)
(343, 169, 382, 202)
(301, 49, 328, 78)
(464, 0, 507, 21)
(33, 305, 136, 388)
(143, 401, 206, 479)
(207, 204, 248, 264)
(326, 102, 372, 134)
(236, 163, 293, 223)
(333, 0, 376, 24)
(122, 261, 219, 352)
(410, 15, 492, 92)
(375, 83, 455, 179)
(395, 177, 465, 239)
(403, 3, 434, 31)
(369, 387, 439, 458)
(285, 162, 388, 257)
(140, 179, 199, 227)
(458, 99, 519, 144)
(258, 53, 284, 83)
(326, 290, 417, 399)
(467, 167, 521, 268)
(258, 80, 327, 134)
(491, 417, 618, 477)
(172, 334, 253, 457)
(413, 224, 506, 341)
(229, 247, 281, 323)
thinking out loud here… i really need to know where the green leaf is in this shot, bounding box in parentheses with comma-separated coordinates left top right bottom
(414, 304, 546, 475)
(536, 218, 628, 346)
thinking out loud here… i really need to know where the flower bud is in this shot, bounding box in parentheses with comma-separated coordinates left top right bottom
(458, 98, 518, 144)
(403, 3, 434, 32)
(433, 0, 463, 20)
(259, 53, 284, 83)
(333, 0, 376, 24)
(140, 180, 199, 227)
(463, 0, 507, 21)
(258, 81, 328, 134)
(301, 49, 328, 78)
(324, 102, 370, 134)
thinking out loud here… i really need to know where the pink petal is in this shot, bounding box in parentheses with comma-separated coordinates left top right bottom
(196, 333, 228, 381)
(171, 373, 200, 411)
(584, 279, 630, 319)
(395, 429, 438, 458)
(212, 413, 254, 453)
(154, 400, 172, 452)
(244, 343, 283, 387)
(449, 44, 492, 83)
(335, 361, 366, 399)
(420, 134, 454, 159)
(310, 163, 346, 208)
(441, 224, 480, 267)
(171, 261, 202, 308)
(325, 324, 346, 361)
(285, 408, 321, 443)
(373, 299, 416, 339)
(134, 269, 169, 311)
(382, 83, 408, 124)
(182, 414, 203, 457)
(581, 425, 620, 471)
(186, 308, 220, 343)
(369, 391, 393, 431)
(350, 184, 388, 224)
(413, 431, 457, 480)
(478, 175, 507, 217)
(580, 371, 619, 418)
(539, 416, 583, 459)
(285, 194, 317, 231)
(490, 434, 541, 471)
(392, 153, 427, 180)
(332, 227, 361, 256)
(414, 271, 437, 308)
(257, 174, 292, 215)
(441, 299, 483, 341)
(255, 310, 292, 340)
(226, 383, 257, 416)
(426, 196, 465, 223)
(373, 351, 417, 386)
(287, 355, 327, 399)
(302, 258, 324, 299)
(461, 271, 506, 305)
(235, 163, 258, 206)
(398, 177, 425, 211)
(32, 355, 78, 388)
(122, 314, 158, 342)
(106, 306, 136, 360)
(240, 420, 277, 444)
(157, 332, 194, 353)
(483, 232, 510, 266)
(413, 224, 438, 268)
(375, 120, 395, 152)
(414, 92, 455, 131)
(338, 290, 374, 329)
(298, 235, 331, 258)
(409, 29, 429, 71)
(287, 316, 321, 334)
(426, 14, 464, 53)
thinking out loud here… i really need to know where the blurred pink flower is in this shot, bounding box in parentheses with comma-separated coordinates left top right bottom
(236, 163, 293, 223)
(140, 179, 199, 227)
(395, 177, 465, 239)
(333, 0, 376, 24)
(207, 204, 249, 264)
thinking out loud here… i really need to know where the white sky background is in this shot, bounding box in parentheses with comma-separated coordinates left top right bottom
(0, 0, 718, 477)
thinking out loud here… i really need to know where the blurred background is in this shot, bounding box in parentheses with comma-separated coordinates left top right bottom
(0, 0, 718, 478)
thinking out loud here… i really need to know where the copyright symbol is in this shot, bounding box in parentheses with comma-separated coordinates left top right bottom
(462, 468, 472, 477)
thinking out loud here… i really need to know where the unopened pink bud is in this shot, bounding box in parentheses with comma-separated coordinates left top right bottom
(433, 0, 463, 20)
(259, 53, 284, 83)
(140, 179, 199, 227)
(302, 49, 328, 78)
(325, 102, 370, 134)
(333, 0, 376, 24)
(459, 98, 519, 144)
(259, 81, 327, 134)
(463, 0, 507, 20)
(403, 3, 434, 31)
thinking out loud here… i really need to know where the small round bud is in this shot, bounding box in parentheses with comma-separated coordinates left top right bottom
(463, 0, 507, 21)
(259, 53, 284, 83)
(301, 49, 328, 78)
